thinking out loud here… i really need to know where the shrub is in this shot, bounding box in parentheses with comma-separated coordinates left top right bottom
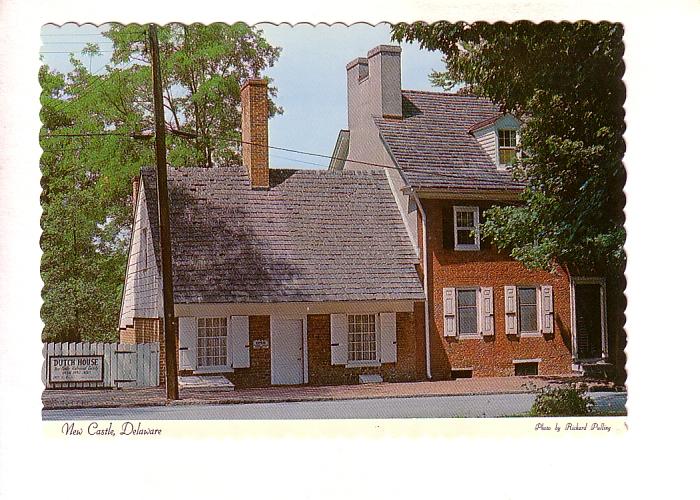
(529, 384, 594, 417)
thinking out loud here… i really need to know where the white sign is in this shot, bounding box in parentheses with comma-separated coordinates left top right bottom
(252, 339, 269, 349)
(49, 355, 104, 383)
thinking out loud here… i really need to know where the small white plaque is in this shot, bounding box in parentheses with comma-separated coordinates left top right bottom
(252, 339, 269, 349)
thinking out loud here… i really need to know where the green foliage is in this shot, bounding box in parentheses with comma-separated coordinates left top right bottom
(40, 23, 281, 342)
(529, 384, 594, 417)
(105, 23, 282, 167)
(392, 21, 626, 274)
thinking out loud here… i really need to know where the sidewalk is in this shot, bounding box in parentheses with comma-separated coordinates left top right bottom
(42, 375, 621, 411)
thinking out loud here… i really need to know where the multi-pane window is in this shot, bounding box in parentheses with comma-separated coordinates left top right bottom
(518, 287, 538, 334)
(197, 317, 228, 368)
(457, 289, 478, 336)
(498, 129, 517, 166)
(454, 206, 480, 250)
(348, 314, 377, 362)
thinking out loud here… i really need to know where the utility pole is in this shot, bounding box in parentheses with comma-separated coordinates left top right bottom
(148, 24, 179, 400)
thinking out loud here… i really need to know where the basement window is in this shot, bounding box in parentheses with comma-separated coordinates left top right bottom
(514, 361, 539, 376)
(451, 368, 473, 379)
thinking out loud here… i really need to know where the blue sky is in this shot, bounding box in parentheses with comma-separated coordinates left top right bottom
(40, 23, 445, 168)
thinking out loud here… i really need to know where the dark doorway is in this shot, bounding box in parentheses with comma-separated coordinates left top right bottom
(575, 283, 604, 359)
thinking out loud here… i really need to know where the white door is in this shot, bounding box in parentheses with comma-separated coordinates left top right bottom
(270, 318, 304, 385)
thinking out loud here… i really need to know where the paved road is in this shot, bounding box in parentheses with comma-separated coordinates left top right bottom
(43, 391, 626, 420)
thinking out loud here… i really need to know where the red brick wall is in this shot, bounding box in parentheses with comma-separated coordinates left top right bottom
(120, 317, 166, 384)
(172, 309, 424, 388)
(119, 326, 136, 344)
(420, 199, 574, 379)
(307, 308, 425, 386)
(241, 79, 269, 189)
(229, 315, 272, 388)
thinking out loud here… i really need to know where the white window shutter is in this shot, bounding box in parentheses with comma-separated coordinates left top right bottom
(480, 287, 495, 336)
(330, 314, 348, 365)
(178, 317, 197, 370)
(540, 286, 554, 334)
(443, 287, 457, 337)
(379, 312, 397, 363)
(504, 286, 518, 335)
(229, 316, 250, 368)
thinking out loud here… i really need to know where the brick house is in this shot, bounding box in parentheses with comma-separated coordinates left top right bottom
(119, 79, 427, 387)
(330, 45, 614, 379)
(119, 46, 616, 387)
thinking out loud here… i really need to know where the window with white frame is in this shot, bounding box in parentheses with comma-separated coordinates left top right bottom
(498, 129, 517, 166)
(347, 314, 377, 362)
(454, 206, 480, 250)
(457, 289, 479, 336)
(517, 287, 538, 334)
(197, 317, 228, 368)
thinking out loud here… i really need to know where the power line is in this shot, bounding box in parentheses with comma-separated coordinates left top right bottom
(40, 132, 131, 138)
(40, 29, 146, 37)
(269, 153, 327, 168)
(39, 130, 498, 181)
(48, 60, 135, 115)
(214, 135, 408, 173)
(41, 42, 115, 45)
(40, 50, 116, 54)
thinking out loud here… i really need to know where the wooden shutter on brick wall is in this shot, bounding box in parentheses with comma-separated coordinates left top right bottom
(379, 312, 397, 363)
(540, 285, 554, 334)
(442, 205, 454, 250)
(504, 286, 518, 335)
(179, 317, 197, 370)
(229, 316, 250, 368)
(443, 287, 456, 337)
(330, 314, 348, 365)
(480, 287, 494, 336)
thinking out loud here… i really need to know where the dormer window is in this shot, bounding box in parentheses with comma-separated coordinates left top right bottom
(498, 129, 517, 166)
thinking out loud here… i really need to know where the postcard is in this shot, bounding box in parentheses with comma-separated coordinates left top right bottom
(2, 0, 698, 499)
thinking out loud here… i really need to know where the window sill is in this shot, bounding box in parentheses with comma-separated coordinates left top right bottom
(346, 361, 381, 368)
(457, 334, 482, 340)
(193, 367, 234, 374)
(518, 332, 543, 338)
(454, 245, 480, 251)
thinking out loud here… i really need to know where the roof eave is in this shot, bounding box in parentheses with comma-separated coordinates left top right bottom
(402, 185, 523, 201)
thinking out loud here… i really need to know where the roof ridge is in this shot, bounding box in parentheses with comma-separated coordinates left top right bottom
(401, 88, 486, 99)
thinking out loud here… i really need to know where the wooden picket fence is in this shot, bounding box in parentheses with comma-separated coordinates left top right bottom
(42, 342, 160, 389)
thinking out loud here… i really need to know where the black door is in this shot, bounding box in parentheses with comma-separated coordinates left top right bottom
(575, 284, 603, 359)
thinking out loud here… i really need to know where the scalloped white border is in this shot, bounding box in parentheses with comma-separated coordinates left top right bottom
(2, 1, 700, 499)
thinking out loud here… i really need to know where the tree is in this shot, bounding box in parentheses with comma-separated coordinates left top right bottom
(40, 23, 282, 342)
(106, 23, 282, 167)
(392, 21, 626, 275)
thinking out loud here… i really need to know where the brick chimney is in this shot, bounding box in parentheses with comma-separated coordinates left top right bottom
(241, 79, 269, 189)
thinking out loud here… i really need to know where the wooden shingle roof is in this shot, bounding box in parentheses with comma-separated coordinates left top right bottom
(142, 165, 424, 304)
(375, 90, 525, 192)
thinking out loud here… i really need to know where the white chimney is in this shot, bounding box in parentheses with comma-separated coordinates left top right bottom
(347, 45, 402, 127)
